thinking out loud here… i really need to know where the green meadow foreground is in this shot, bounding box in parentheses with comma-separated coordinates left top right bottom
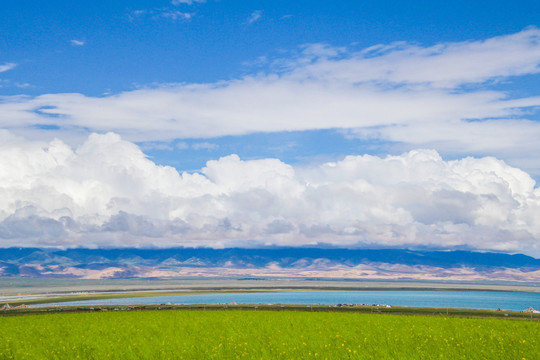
(0, 310, 538, 359)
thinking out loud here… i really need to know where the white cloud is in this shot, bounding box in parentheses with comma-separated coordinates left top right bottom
(127, 9, 147, 21)
(172, 141, 218, 150)
(171, 0, 205, 5)
(127, 8, 194, 22)
(70, 40, 85, 46)
(14, 82, 32, 89)
(139, 141, 174, 151)
(0, 131, 539, 255)
(246, 10, 262, 24)
(160, 10, 193, 21)
(1, 29, 540, 174)
(192, 142, 219, 150)
(176, 141, 189, 150)
(0, 62, 16, 73)
(289, 27, 540, 88)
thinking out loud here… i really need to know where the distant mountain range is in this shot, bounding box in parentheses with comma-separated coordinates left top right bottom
(1, 247, 539, 282)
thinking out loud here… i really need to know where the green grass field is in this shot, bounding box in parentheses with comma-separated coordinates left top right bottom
(0, 310, 538, 359)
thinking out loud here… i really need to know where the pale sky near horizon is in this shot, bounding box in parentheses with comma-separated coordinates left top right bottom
(1, 1, 540, 255)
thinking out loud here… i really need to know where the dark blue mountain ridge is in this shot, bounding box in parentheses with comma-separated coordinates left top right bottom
(0, 247, 539, 271)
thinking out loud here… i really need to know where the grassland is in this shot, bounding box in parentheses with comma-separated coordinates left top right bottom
(0, 309, 538, 359)
(3, 303, 540, 321)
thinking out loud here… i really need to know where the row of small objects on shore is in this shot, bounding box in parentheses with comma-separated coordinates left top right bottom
(0, 303, 28, 310)
(1, 303, 539, 314)
(337, 303, 392, 308)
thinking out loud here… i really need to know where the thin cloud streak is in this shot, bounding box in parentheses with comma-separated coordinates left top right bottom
(246, 10, 262, 24)
(160, 10, 193, 20)
(171, 0, 205, 5)
(287, 27, 540, 87)
(70, 40, 85, 46)
(0, 62, 17, 72)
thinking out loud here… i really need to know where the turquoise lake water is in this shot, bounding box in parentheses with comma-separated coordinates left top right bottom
(36, 290, 539, 311)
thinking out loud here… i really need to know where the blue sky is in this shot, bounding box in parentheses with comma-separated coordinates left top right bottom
(2, 1, 540, 253)
(2, 0, 540, 172)
(2, 1, 539, 94)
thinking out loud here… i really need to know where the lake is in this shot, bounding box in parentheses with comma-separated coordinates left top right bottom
(36, 290, 540, 311)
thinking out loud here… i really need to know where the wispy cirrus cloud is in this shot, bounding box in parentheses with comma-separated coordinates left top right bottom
(128, 8, 194, 22)
(160, 10, 193, 20)
(141, 141, 218, 151)
(192, 142, 219, 150)
(0, 62, 17, 73)
(171, 0, 205, 5)
(284, 28, 540, 88)
(133, 0, 205, 22)
(246, 10, 262, 24)
(2, 29, 540, 174)
(14, 82, 32, 89)
(70, 40, 85, 46)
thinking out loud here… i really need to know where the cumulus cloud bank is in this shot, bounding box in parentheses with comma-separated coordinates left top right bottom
(2, 28, 540, 173)
(1, 132, 539, 255)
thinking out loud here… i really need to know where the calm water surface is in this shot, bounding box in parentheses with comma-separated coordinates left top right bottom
(37, 290, 539, 311)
